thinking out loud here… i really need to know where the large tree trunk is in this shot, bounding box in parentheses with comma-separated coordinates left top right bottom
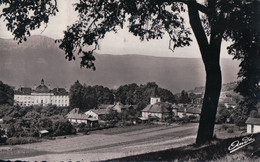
(187, 1, 224, 145)
(196, 54, 222, 145)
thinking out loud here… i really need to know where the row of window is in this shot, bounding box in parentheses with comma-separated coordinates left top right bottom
(18, 102, 69, 107)
(17, 100, 68, 103)
(15, 96, 69, 100)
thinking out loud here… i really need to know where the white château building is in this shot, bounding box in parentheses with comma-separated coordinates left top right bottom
(14, 79, 69, 107)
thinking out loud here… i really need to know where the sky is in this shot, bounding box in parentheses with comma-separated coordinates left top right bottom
(0, 0, 232, 58)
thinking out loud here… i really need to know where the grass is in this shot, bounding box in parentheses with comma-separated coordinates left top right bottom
(90, 124, 161, 135)
(110, 132, 260, 161)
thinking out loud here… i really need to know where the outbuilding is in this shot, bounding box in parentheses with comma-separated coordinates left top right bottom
(245, 117, 260, 134)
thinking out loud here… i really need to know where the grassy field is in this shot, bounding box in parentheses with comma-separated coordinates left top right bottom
(0, 123, 254, 161)
(112, 132, 260, 161)
(1, 123, 198, 161)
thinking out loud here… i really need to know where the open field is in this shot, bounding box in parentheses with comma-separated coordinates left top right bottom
(1, 123, 198, 161)
(0, 123, 248, 161)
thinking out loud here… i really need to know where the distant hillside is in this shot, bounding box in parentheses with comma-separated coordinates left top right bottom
(0, 35, 240, 93)
(188, 82, 239, 94)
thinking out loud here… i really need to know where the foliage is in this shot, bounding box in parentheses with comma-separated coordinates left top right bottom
(230, 102, 248, 126)
(5, 137, 39, 145)
(0, 81, 14, 106)
(115, 82, 176, 108)
(69, 80, 114, 111)
(216, 104, 232, 124)
(0, 0, 58, 43)
(0, 126, 6, 143)
(228, 0, 260, 112)
(52, 119, 76, 136)
(1, 0, 259, 145)
(0, 105, 75, 138)
(177, 90, 191, 104)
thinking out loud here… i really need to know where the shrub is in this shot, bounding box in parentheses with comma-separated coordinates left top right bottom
(222, 124, 229, 130)
(6, 137, 39, 145)
(227, 128, 234, 133)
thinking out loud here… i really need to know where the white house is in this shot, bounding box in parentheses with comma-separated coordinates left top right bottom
(142, 97, 171, 120)
(177, 105, 201, 118)
(85, 107, 111, 120)
(67, 108, 98, 125)
(245, 117, 260, 134)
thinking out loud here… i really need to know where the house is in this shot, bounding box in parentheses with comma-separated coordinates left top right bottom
(67, 108, 98, 125)
(245, 117, 260, 134)
(39, 130, 49, 137)
(171, 104, 180, 116)
(84, 108, 111, 120)
(142, 97, 171, 120)
(142, 103, 171, 120)
(177, 105, 201, 118)
(112, 102, 133, 113)
(224, 102, 237, 109)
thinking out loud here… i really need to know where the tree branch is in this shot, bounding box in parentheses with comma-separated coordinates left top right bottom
(151, 0, 208, 14)
(187, 0, 209, 60)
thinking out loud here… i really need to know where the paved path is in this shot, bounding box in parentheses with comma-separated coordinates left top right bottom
(5, 123, 198, 161)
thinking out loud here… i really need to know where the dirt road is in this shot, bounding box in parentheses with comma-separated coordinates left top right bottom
(2, 123, 198, 161)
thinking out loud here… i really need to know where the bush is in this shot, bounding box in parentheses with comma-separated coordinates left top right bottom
(222, 124, 229, 130)
(6, 137, 39, 145)
(227, 128, 234, 133)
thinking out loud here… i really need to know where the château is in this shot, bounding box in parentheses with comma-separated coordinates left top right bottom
(14, 79, 69, 107)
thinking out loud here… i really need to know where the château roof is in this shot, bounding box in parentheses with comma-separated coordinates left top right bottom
(35, 85, 50, 93)
(14, 87, 32, 95)
(14, 79, 68, 95)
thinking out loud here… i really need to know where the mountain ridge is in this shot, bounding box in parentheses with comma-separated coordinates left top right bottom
(0, 35, 240, 93)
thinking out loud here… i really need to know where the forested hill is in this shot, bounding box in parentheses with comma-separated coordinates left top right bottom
(0, 35, 239, 93)
(188, 82, 239, 94)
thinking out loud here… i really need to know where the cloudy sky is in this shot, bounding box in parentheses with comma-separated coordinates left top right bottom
(0, 0, 232, 58)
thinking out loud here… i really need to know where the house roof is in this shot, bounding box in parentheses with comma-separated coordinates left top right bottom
(246, 118, 260, 125)
(67, 108, 91, 120)
(186, 108, 201, 114)
(112, 102, 132, 111)
(98, 104, 114, 109)
(39, 130, 49, 134)
(142, 102, 171, 113)
(91, 108, 111, 115)
(67, 113, 90, 120)
(177, 105, 201, 114)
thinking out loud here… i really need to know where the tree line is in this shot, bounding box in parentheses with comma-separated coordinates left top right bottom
(70, 81, 181, 112)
